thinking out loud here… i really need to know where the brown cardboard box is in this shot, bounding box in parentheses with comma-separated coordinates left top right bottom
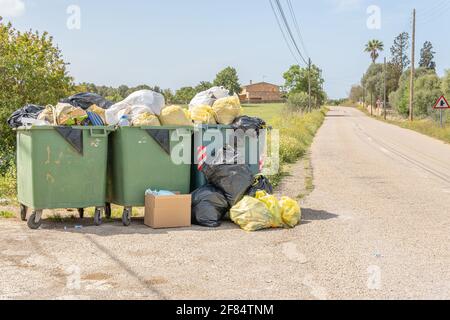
(144, 193, 192, 229)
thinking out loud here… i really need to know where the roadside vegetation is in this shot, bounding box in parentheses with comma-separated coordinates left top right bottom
(269, 106, 328, 186)
(343, 32, 450, 144)
(348, 101, 450, 144)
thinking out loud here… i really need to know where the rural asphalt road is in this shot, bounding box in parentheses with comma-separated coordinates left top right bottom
(0, 106, 449, 300)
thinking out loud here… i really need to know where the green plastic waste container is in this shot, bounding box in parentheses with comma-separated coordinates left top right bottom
(16, 126, 113, 229)
(107, 126, 193, 226)
(191, 125, 267, 192)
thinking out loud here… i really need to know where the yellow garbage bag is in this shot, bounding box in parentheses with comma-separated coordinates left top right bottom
(230, 196, 274, 232)
(279, 196, 302, 228)
(132, 112, 161, 127)
(255, 191, 283, 227)
(159, 105, 193, 126)
(88, 104, 106, 124)
(191, 105, 217, 124)
(212, 95, 242, 125)
(183, 108, 192, 121)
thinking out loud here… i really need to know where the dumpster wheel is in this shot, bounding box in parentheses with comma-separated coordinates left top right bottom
(27, 210, 43, 230)
(94, 207, 103, 226)
(78, 208, 84, 219)
(105, 203, 112, 219)
(20, 204, 28, 221)
(122, 207, 132, 227)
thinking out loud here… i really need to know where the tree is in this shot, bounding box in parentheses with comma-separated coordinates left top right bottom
(287, 92, 309, 112)
(118, 85, 130, 98)
(213, 67, 241, 95)
(390, 32, 410, 72)
(349, 85, 363, 103)
(389, 68, 441, 117)
(174, 87, 196, 104)
(419, 41, 436, 70)
(414, 73, 442, 115)
(283, 64, 326, 106)
(162, 89, 175, 105)
(195, 81, 213, 93)
(0, 18, 73, 169)
(442, 69, 450, 98)
(362, 63, 400, 106)
(365, 39, 384, 63)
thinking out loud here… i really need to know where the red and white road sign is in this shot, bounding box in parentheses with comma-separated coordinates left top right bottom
(433, 96, 450, 109)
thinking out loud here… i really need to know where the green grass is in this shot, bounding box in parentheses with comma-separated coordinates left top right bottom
(0, 172, 17, 204)
(242, 103, 285, 124)
(353, 102, 450, 144)
(266, 106, 329, 187)
(0, 211, 15, 219)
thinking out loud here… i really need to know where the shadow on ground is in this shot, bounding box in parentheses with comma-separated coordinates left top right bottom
(301, 208, 339, 225)
(32, 208, 339, 235)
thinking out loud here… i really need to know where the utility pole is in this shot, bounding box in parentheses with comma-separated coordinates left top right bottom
(308, 58, 312, 113)
(409, 9, 416, 121)
(384, 57, 387, 120)
(362, 84, 365, 107)
(362, 73, 366, 108)
(371, 92, 373, 116)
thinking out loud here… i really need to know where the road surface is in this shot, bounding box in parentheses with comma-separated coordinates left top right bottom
(0, 106, 449, 300)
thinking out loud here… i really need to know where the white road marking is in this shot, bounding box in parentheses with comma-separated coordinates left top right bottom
(379, 147, 390, 155)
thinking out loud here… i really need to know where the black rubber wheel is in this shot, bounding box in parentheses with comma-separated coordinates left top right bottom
(78, 208, 84, 219)
(20, 204, 28, 221)
(94, 208, 102, 226)
(27, 211, 42, 230)
(122, 207, 131, 227)
(105, 203, 112, 219)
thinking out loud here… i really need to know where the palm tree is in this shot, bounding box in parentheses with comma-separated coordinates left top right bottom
(365, 40, 384, 63)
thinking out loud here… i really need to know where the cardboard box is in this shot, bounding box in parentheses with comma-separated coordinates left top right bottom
(144, 193, 192, 229)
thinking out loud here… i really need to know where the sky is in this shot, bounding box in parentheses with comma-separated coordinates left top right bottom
(1, 0, 449, 98)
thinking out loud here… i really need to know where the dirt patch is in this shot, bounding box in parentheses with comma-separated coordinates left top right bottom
(82, 273, 112, 281)
(144, 277, 169, 286)
(274, 152, 312, 200)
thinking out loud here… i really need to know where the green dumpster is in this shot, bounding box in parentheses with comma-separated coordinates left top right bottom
(16, 126, 113, 229)
(191, 125, 267, 192)
(107, 126, 193, 226)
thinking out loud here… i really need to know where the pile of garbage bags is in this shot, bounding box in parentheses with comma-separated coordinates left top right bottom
(189, 86, 243, 125)
(8, 87, 246, 128)
(191, 150, 301, 232)
(7, 93, 114, 128)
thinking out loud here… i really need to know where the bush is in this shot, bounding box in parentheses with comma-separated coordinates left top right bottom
(389, 67, 442, 117)
(287, 92, 310, 112)
(0, 20, 73, 174)
(269, 108, 328, 185)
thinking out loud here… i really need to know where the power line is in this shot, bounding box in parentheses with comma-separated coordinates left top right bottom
(274, 0, 308, 65)
(416, 2, 450, 24)
(286, 0, 310, 59)
(269, 0, 301, 65)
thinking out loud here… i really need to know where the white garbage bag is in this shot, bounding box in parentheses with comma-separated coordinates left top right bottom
(106, 90, 165, 125)
(189, 86, 230, 109)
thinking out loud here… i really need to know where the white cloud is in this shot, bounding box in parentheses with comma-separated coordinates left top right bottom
(0, 0, 25, 18)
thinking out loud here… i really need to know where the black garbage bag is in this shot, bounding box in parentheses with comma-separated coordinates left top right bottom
(247, 175, 274, 197)
(191, 185, 229, 228)
(60, 92, 113, 110)
(203, 164, 254, 207)
(231, 116, 266, 136)
(7, 104, 44, 128)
